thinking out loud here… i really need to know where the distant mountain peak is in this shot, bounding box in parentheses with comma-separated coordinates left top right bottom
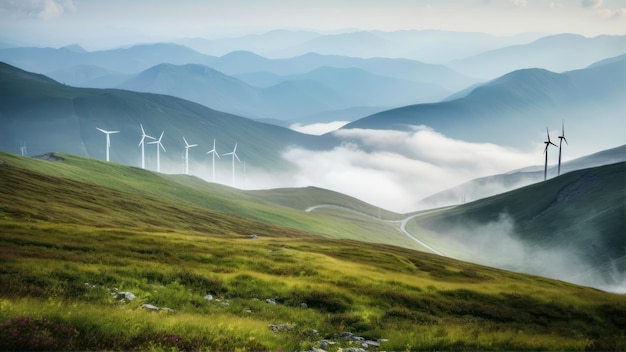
(61, 44, 87, 53)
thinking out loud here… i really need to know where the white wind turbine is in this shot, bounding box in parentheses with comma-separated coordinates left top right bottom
(183, 136, 198, 175)
(97, 127, 119, 162)
(148, 131, 166, 172)
(138, 124, 155, 169)
(223, 142, 240, 186)
(20, 141, 27, 156)
(206, 139, 220, 182)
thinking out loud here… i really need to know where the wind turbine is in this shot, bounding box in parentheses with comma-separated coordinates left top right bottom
(97, 127, 119, 162)
(20, 142, 27, 156)
(543, 127, 557, 181)
(557, 120, 568, 176)
(148, 131, 166, 172)
(206, 139, 220, 182)
(223, 142, 240, 186)
(183, 137, 198, 175)
(138, 124, 155, 169)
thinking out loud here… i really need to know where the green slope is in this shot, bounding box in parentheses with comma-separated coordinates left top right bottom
(0, 152, 414, 249)
(408, 162, 626, 289)
(0, 62, 334, 171)
(1, 153, 625, 350)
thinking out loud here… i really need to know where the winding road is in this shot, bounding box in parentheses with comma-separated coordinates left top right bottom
(305, 204, 448, 256)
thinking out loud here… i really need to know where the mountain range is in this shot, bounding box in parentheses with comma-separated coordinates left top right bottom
(175, 29, 544, 62)
(343, 54, 626, 154)
(0, 62, 335, 174)
(450, 33, 626, 79)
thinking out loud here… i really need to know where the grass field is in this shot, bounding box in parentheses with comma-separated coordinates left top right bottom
(1, 153, 626, 350)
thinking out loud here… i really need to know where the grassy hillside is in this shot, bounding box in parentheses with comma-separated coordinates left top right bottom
(408, 162, 626, 289)
(0, 152, 412, 249)
(1, 153, 625, 350)
(0, 62, 334, 171)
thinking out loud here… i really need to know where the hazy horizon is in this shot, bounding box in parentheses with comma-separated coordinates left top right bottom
(1, 0, 626, 50)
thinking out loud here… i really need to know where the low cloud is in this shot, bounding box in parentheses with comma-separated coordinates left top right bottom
(436, 213, 625, 293)
(0, 0, 74, 19)
(280, 127, 538, 213)
(289, 121, 349, 135)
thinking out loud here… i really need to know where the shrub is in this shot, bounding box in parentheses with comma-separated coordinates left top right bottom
(0, 316, 78, 351)
(288, 290, 352, 313)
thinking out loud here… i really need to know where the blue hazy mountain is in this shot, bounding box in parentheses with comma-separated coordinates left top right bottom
(0, 62, 335, 172)
(342, 54, 626, 151)
(450, 33, 626, 79)
(210, 51, 475, 93)
(176, 29, 541, 62)
(0, 43, 216, 74)
(47, 64, 130, 88)
(117, 63, 451, 121)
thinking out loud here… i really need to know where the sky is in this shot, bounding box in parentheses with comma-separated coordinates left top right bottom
(1, 0, 626, 49)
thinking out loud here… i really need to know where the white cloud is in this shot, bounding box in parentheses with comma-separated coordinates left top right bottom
(0, 0, 74, 19)
(581, 0, 603, 9)
(280, 127, 538, 213)
(289, 121, 349, 135)
(510, 0, 528, 8)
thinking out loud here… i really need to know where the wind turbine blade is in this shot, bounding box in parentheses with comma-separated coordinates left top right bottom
(140, 123, 146, 135)
(563, 137, 568, 145)
(183, 136, 189, 147)
(234, 153, 240, 162)
(158, 131, 164, 142)
(97, 127, 106, 133)
(139, 136, 144, 147)
(160, 141, 166, 152)
(189, 144, 198, 148)
(110, 131, 120, 134)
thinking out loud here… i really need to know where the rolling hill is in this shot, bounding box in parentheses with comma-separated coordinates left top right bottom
(0, 62, 335, 174)
(342, 54, 626, 154)
(408, 162, 626, 291)
(1, 151, 625, 350)
(417, 144, 626, 208)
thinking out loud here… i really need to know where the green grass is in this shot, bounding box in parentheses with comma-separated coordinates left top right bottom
(1, 153, 626, 350)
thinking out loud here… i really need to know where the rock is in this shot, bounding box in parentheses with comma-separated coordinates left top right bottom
(300, 302, 308, 308)
(266, 298, 276, 304)
(116, 292, 136, 300)
(342, 348, 366, 352)
(204, 294, 214, 301)
(268, 323, 292, 332)
(311, 348, 327, 352)
(142, 304, 160, 311)
(364, 340, 380, 347)
(160, 307, 174, 313)
(249, 234, 258, 239)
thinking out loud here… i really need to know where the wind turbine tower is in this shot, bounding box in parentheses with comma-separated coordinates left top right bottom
(97, 127, 120, 162)
(148, 131, 166, 172)
(543, 127, 557, 181)
(20, 142, 27, 156)
(183, 137, 198, 175)
(138, 124, 155, 169)
(557, 121, 568, 176)
(206, 139, 220, 182)
(223, 142, 240, 186)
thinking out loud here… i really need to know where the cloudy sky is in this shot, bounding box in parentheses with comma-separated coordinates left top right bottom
(1, 0, 625, 49)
